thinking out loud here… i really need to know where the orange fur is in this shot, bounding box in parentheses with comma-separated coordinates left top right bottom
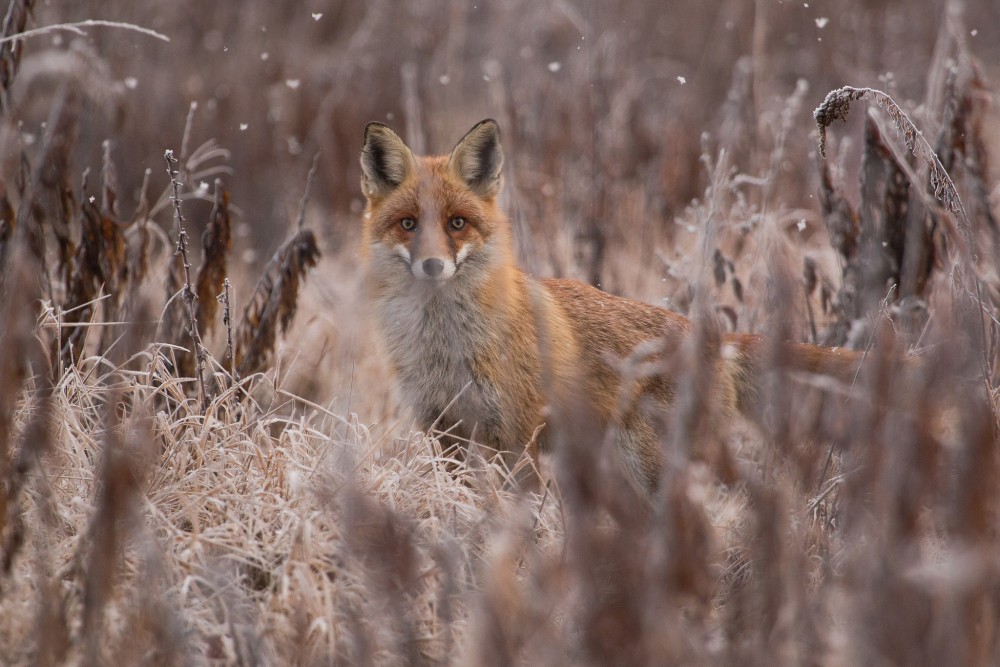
(360, 119, 862, 495)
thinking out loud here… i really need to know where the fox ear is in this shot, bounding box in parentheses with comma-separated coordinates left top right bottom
(361, 122, 415, 199)
(448, 119, 503, 199)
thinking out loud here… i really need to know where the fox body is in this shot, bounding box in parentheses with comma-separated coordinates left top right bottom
(360, 119, 860, 494)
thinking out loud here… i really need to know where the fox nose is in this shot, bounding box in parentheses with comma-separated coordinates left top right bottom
(423, 258, 444, 277)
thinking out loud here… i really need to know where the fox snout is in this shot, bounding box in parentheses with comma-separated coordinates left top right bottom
(411, 253, 456, 281)
(421, 257, 445, 277)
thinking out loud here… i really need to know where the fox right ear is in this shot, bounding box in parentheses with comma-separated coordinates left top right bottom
(448, 119, 503, 199)
(360, 122, 415, 199)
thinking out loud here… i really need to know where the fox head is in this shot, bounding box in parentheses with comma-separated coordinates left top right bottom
(360, 119, 510, 287)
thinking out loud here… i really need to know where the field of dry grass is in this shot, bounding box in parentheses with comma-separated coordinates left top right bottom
(1, 0, 1000, 664)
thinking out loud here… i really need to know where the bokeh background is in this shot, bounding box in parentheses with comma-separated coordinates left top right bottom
(25, 0, 1000, 258)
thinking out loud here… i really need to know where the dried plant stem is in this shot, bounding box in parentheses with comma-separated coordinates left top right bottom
(814, 85, 976, 262)
(194, 180, 231, 334)
(0, 0, 33, 117)
(0, 19, 170, 46)
(164, 149, 209, 412)
(400, 62, 425, 156)
(295, 152, 320, 233)
(815, 84, 994, 382)
(235, 229, 320, 376)
(220, 277, 237, 382)
(179, 102, 197, 171)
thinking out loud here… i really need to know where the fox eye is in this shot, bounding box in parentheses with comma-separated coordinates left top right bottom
(449, 217, 467, 231)
(400, 217, 416, 231)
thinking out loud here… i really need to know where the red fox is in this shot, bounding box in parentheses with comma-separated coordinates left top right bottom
(360, 119, 862, 495)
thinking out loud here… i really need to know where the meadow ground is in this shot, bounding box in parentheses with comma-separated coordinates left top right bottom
(1, 0, 1000, 664)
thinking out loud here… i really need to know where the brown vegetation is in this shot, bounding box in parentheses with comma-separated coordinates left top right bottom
(0, 0, 998, 665)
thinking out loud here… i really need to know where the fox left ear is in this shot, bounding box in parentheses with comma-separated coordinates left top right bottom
(448, 119, 503, 199)
(361, 122, 415, 199)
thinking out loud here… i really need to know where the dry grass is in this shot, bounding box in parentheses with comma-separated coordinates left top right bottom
(1, 0, 999, 665)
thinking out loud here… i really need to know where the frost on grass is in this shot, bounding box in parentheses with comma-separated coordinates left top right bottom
(0, 356, 561, 664)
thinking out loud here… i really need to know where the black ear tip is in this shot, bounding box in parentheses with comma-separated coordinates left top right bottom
(364, 121, 391, 143)
(475, 118, 500, 136)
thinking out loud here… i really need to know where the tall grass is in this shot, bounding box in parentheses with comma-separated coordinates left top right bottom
(0, 0, 998, 664)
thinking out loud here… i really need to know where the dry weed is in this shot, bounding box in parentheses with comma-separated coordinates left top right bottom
(235, 229, 321, 378)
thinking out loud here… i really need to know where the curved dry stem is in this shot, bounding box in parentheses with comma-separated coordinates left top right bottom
(0, 19, 170, 45)
(814, 85, 976, 262)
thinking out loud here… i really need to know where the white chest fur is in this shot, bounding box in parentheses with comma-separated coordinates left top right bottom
(373, 282, 504, 433)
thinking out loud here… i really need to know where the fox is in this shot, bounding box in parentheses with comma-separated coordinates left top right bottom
(359, 118, 862, 496)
